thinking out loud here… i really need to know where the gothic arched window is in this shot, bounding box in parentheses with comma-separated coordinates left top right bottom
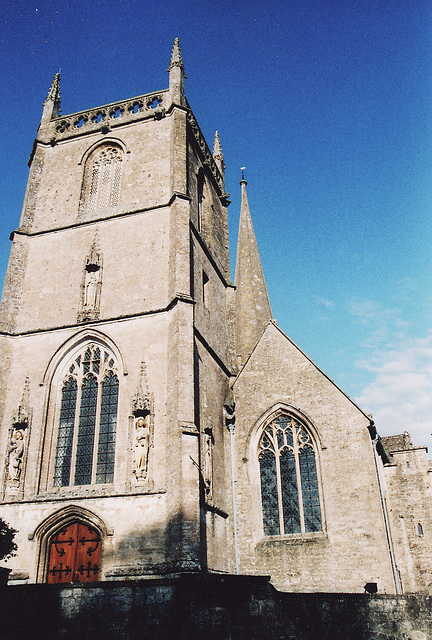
(258, 414, 322, 536)
(82, 145, 123, 213)
(53, 343, 119, 487)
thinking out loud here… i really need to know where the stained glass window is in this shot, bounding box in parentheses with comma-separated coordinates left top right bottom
(53, 343, 119, 487)
(258, 414, 322, 536)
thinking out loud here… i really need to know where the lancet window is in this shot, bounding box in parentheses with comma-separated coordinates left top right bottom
(258, 414, 322, 536)
(82, 145, 123, 213)
(53, 343, 119, 487)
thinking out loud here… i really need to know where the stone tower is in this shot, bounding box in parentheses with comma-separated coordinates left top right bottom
(0, 39, 235, 582)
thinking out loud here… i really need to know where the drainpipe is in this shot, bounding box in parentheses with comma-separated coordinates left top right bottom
(227, 423, 240, 575)
(369, 423, 402, 594)
(224, 393, 239, 575)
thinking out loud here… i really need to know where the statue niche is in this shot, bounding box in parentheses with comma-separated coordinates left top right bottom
(130, 363, 154, 483)
(7, 430, 25, 481)
(4, 377, 31, 495)
(78, 235, 103, 322)
(133, 415, 151, 480)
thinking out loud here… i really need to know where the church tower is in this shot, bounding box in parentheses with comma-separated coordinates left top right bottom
(2, 39, 430, 598)
(0, 39, 234, 582)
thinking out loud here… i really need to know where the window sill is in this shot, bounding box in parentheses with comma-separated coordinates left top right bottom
(257, 531, 328, 547)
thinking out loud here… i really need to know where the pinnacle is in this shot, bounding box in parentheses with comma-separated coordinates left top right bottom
(168, 37, 185, 71)
(44, 70, 61, 107)
(21, 376, 30, 406)
(213, 131, 224, 160)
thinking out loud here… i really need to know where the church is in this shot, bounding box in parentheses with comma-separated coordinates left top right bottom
(0, 38, 431, 599)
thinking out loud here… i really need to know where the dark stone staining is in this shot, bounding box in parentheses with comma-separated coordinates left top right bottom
(0, 238, 28, 332)
(21, 145, 47, 233)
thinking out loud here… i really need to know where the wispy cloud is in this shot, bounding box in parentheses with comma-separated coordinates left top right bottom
(348, 297, 409, 349)
(315, 296, 334, 309)
(354, 332, 432, 449)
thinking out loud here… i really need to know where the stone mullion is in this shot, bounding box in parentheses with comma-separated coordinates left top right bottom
(293, 425, 305, 534)
(272, 425, 285, 536)
(69, 370, 83, 487)
(91, 371, 103, 485)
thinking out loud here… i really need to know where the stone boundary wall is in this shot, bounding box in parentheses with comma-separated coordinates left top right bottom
(0, 574, 431, 639)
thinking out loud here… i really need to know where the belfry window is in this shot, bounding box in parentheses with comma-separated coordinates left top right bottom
(83, 145, 123, 213)
(258, 414, 322, 536)
(53, 343, 119, 487)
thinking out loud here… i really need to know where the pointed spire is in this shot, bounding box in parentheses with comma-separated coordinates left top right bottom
(168, 38, 186, 106)
(234, 177, 272, 366)
(213, 131, 225, 187)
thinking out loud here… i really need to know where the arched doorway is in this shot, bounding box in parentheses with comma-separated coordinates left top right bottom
(47, 521, 101, 584)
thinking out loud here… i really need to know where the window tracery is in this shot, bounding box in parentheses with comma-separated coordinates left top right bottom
(53, 343, 119, 487)
(258, 414, 322, 536)
(81, 145, 123, 214)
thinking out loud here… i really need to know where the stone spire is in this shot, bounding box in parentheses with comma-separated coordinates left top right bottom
(234, 178, 272, 366)
(40, 71, 61, 126)
(168, 38, 186, 106)
(213, 131, 225, 188)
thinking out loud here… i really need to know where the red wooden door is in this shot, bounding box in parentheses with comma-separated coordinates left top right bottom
(47, 522, 101, 584)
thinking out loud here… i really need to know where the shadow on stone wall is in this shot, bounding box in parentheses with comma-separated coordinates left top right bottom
(102, 511, 201, 578)
(0, 574, 431, 640)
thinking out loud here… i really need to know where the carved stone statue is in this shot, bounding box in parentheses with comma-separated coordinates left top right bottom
(133, 416, 150, 480)
(8, 430, 25, 481)
(78, 235, 103, 323)
(84, 268, 99, 308)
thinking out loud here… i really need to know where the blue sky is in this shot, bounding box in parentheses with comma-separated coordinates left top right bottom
(1, 0, 432, 449)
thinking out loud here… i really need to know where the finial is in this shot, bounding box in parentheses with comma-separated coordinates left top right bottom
(168, 37, 185, 74)
(240, 167, 246, 182)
